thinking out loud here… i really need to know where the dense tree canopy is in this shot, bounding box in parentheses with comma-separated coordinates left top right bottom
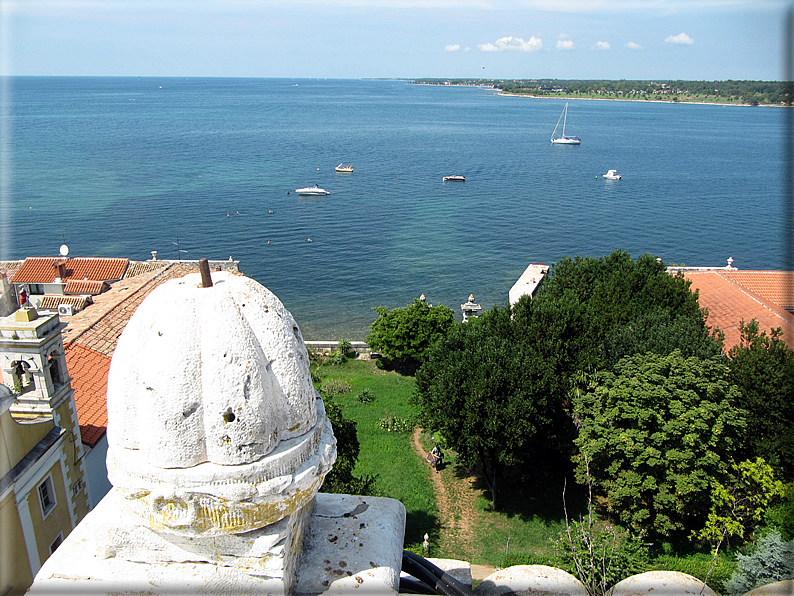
(729, 320, 794, 481)
(413, 305, 566, 511)
(573, 350, 747, 539)
(513, 250, 718, 372)
(367, 298, 455, 369)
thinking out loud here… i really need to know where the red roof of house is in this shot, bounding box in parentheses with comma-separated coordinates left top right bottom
(63, 279, 107, 295)
(719, 270, 794, 310)
(11, 257, 128, 285)
(685, 270, 794, 352)
(64, 342, 110, 447)
(38, 295, 92, 311)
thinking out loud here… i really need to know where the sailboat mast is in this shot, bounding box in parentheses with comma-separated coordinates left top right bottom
(562, 103, 568, 136)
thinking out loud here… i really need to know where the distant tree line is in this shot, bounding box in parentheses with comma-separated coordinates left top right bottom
(412, 78, 790, 106)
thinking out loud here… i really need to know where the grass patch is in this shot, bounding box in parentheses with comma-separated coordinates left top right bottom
(315, 360, 437, 551)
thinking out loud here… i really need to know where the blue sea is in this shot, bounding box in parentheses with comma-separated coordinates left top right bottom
(2, 77, 787, 339)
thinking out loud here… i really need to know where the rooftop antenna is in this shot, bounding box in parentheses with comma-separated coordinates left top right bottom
(173, 237, 188, 261)
(59, 234, 69, 258)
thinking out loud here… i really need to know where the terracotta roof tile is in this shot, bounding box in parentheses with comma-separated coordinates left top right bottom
(124, 261, 169, 278)
(64, 342, 110, 447)
(64, 279, 107, 295)
(38, 295, 91, 311)
(11, 257, 128, 284)
(720, 271, 794, 310)
(685, 271, 794, 352)
(0, 260, 23, 280)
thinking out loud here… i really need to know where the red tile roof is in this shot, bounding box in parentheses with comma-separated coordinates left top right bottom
(64, 343, 110, 447)
(64, 279, 107, 295)
(0, 261, 23, 280)
(685, 271, 794, 352)
(38, 295, 91, 311)
(720, 271, 794, 310)
(11, 257, 128, 285)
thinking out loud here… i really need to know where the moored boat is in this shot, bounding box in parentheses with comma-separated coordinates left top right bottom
(551, 103, 581, 145)
(295, 185, 330, 196)
(335, 163, 353, 173)
(442, 175, 465, 181)
(603, 169, 622, 180)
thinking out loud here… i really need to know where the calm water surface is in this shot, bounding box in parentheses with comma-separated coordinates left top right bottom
(2, 78, 787, 338)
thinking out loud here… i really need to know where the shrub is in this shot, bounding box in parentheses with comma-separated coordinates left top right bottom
(327, 350, 347, 365)
(377, 413, 413, 433)
(767, 483, 794, 541)
(321, 380, 351, 396)
(724, 531, 794, 596)
(356, 389, 374, 403)
(554, 521, 649, 595)
(338, 338, 353, 356)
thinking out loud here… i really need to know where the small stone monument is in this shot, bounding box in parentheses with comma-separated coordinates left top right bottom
(461, 294, 482, 323)
(30, 268, 406, 595)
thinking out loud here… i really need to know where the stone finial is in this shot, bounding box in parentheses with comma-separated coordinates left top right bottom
(106, 271, 336, 537)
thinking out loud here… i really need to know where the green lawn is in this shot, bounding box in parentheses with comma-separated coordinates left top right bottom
(314, 358, 437, 551)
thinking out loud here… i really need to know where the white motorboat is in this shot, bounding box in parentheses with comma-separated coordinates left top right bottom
(442, 175, 465, 181)
(295, 185, 330, 196)
(551, 103, 581, 145)
(335, 163, 353, 173)
(603, 169, 622, 180)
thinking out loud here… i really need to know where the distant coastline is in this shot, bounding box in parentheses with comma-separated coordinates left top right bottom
(411, 78, 787, 107)
(496, 91, 782, 108)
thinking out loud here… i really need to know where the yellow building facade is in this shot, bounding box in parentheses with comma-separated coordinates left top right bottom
(0, 307, 91, 595)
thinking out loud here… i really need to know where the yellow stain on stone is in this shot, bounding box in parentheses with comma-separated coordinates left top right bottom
(134, 477, 324, 534)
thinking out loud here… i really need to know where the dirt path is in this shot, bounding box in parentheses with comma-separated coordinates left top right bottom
(410, 428, 484, 565)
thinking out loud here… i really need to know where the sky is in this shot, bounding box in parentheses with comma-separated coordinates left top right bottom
(0, 0, 791, 81)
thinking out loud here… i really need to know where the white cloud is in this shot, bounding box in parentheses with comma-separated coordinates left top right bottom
(595, 40, 611, 50)
(478, 36, 543, 53)
(556, 39, 575, 50)
(444, 44, 461, 52)
(665, 32, 694, 45)
(625, 41, 643, 50)
(463, 46, 471, 52)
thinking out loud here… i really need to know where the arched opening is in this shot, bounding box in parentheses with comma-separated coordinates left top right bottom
(47, 353, 61, 388)
(11, 360, 35, 394)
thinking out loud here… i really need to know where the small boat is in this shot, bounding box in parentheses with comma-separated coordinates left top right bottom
(295, 185, 330, 196)
(335, 163, 353, 173)
(442, 175, 465, 181)
(551, 103, 581, 145)
(603, 169, 622, 180)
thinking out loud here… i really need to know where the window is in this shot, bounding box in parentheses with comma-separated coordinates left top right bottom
(49, 532, 63, 555)
(38, 475, 56, 518)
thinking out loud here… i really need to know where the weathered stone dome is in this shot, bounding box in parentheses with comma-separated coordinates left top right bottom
(106, 271, 336, 536)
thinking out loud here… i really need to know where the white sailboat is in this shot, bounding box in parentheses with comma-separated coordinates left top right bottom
(551, 103, 581, 145)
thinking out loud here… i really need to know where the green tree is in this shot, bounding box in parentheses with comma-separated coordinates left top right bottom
(515, 250, 712, 372)
(694, 457, 784, 582)
(321, 399, 376, 495)
(367, 298, 455, 369)
(729, 320, 794, 481)
(414, 305, 564, 511)
(573, 350, 748, 539)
